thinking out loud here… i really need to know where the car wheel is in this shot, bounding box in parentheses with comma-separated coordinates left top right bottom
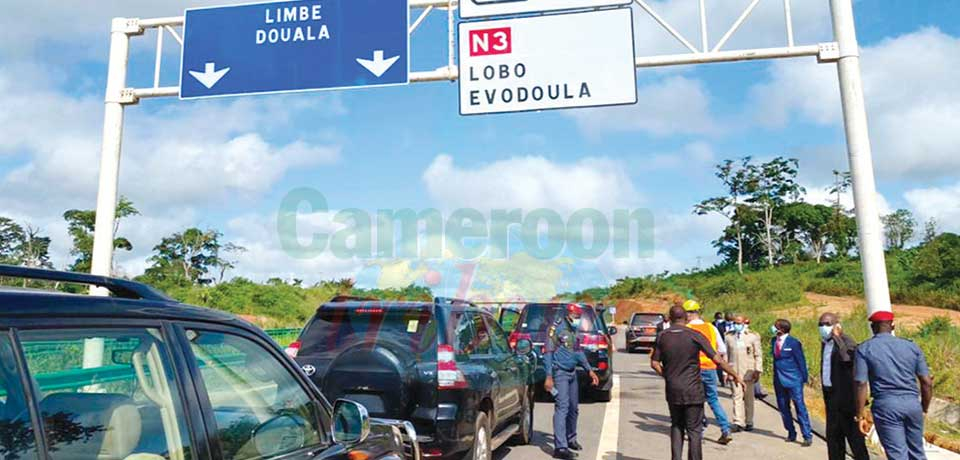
(464, 411, 492, 460)
(511, 386, 534, 445)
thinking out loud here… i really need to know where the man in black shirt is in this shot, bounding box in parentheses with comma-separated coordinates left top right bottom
(653, 306, 744, 460)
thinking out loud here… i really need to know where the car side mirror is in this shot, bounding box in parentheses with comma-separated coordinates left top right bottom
(332, 399, 370, 445)
(607, 326, 618, 336)
(515, 338, 533, 355)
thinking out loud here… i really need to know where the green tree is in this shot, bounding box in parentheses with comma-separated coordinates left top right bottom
(63, 197, 139, 273)
(214, 242, 247, 284)
(0, 217, 26, 264)
(745, 157, 804, 267)
(144, 228, 225, 286)
(778, 202, 834, 263)
(922, 218, 939, 245)
(17, 225, 52, 268)
(882, 208, 917, 250)
(913, 233, 960, 285)
(825, 170, 856, 259)
(695, 158, 753, 274)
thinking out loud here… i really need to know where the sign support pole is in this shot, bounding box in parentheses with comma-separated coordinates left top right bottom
(830, 0, 892, 318)
(90, 18, 138, 291)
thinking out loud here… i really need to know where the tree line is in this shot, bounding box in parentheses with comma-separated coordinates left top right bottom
(694, 157, 939, 273)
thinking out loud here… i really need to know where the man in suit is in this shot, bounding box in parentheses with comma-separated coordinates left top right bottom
(772, 318, 814, 446)
(724, 314, 762, 432)
(819, 312, 870, 460)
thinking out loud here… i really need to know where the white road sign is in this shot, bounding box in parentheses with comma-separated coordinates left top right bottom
(459, 0, 631, 19)
(458, 8, 637, 116)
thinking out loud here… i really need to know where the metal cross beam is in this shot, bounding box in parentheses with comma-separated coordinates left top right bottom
(89, 0, 892, 319)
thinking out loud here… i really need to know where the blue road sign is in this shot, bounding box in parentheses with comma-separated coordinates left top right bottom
(180, 0, 409, 99)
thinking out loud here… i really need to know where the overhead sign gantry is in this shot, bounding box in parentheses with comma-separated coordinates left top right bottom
(89, 0, 896, 323)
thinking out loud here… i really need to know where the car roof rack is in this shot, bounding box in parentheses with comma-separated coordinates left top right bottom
(0, 265, 172, 301)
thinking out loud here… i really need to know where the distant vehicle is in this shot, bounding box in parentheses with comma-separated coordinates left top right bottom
(625, 312, 666, 353)
(0, 265, 416, 460)
(509, 303, 616, 402)
(289, 297, 536, 460)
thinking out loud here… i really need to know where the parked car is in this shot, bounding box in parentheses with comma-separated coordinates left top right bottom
(288, 297, 536, 460)
(0, 265, 417, 460)
(625, 312, 666, 353)
(508, 303, 616, 402)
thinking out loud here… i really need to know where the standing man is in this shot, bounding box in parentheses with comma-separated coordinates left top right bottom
(652, 306, 744, 460)
(819, 312, 870, 460)
(772, 318, 814, 446)
(855, 311, 933, 460)
(544, 303, 600, 460)
(684, 300, 733, 444)
(725, 314, 763, 432)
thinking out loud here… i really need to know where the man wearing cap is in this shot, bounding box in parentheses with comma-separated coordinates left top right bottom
(684, 300, 733, 444)
(855, 311, 934, 460)
(544, 303, 600, 460)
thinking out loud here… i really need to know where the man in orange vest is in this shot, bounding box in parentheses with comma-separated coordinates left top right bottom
(684, 300, 733, 444)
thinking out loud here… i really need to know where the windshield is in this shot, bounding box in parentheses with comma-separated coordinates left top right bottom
(631, 314, 663, 326)
(301, 306, 436, 354)
(518, 304, 598, 333)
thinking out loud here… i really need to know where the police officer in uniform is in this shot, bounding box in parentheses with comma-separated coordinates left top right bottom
(855, 311, 934, 460)
(544, 303, 600, 459)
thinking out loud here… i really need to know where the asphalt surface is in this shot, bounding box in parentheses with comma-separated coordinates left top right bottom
(496, 329, 831, 460)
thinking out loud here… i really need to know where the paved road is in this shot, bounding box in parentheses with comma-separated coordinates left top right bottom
(498, 329, 831, 460)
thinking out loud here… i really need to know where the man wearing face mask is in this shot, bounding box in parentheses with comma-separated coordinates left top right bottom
(772, 318, 814, 446)
(724, 314, 762, 432)
(819, 312, 870, 460)
(544, 303, 600, 459)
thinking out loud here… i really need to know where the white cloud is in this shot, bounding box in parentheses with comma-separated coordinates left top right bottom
(802, 182, 893, 216)
(749, 28, 960, 180)
(904, 182, 960, 233)
(423, 154, 642, 213)
(567, 76, 718, 137)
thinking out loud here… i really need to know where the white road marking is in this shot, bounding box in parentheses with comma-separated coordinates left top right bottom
(594, 374, 620, 460)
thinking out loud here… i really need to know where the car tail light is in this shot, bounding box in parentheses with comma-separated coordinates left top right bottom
(598, 361, 608, 371)
(581, 334, 609, 351)
(508, 332, 531, 349)
(422, 448, 444, 457)
(284, 340, 301, 358)
(437, 344, 468, 390)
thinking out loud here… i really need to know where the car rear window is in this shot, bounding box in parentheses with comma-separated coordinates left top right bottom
(518, 304, 598, 333)
(301, 306, 436, 354)
(631, 314, 663, 325)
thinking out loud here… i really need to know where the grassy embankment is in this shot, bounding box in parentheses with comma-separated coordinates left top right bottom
(574, 259, 960, 449)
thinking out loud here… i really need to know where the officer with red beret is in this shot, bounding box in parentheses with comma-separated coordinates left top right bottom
(854, 310, 935, 460)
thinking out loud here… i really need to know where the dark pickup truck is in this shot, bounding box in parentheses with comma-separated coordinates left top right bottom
(288, 297, 536, 460)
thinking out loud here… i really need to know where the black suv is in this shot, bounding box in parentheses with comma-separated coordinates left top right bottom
(509, 303, 616, 402)
(0, 265, 418, 460)
(288, 298, 536, 460)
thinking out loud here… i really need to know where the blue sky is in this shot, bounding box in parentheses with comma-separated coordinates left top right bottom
(1, 0, 959, 299)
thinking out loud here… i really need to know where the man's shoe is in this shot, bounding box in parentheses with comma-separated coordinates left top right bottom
(731, 425, 744, 433)
(718, 434, 733, 445)
(568, 441, 583, 451)
(744, 424, 754, 432)
(786, 437, 797, 443)
(553, 448, 575, 459)
(802, 439, 813, 447)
